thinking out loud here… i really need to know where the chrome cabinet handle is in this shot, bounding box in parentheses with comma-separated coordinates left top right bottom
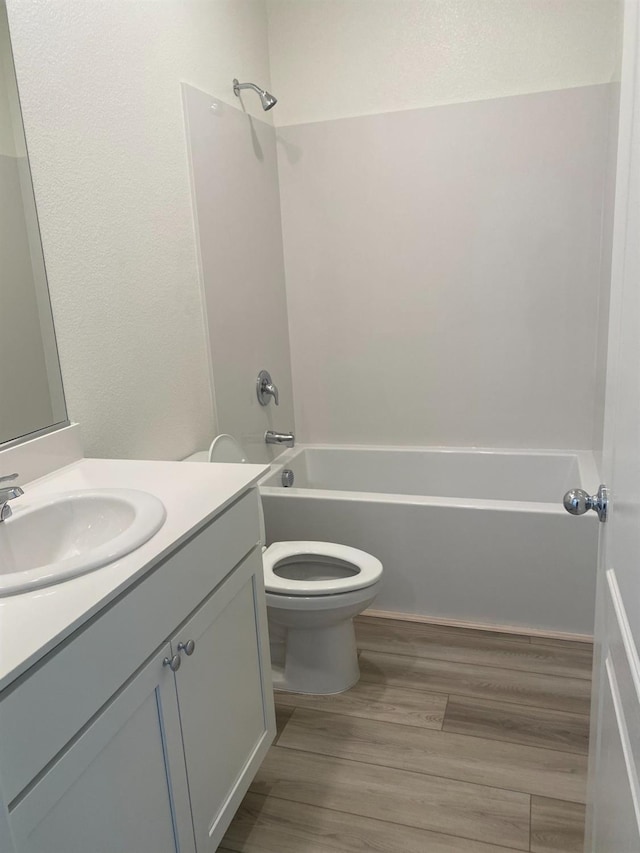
(163, 654, 181, 672)
(177, 639, 196, 656)
(563, 484, 608, 523)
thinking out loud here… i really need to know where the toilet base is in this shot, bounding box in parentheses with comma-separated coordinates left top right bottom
(272, 619, 361, 695)
(266, 582, 381, 695)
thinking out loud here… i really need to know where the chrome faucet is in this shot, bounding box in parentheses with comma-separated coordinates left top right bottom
(0, 474, 23, 521)
(265, 430, 295, 447)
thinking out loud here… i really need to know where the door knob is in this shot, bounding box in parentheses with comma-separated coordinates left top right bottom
(163, 654, 181, 672)
(178, 639, 196, 656)
(563, 484, 608, 523)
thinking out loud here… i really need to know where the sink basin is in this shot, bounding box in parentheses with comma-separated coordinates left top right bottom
(0, 489, 166, 595)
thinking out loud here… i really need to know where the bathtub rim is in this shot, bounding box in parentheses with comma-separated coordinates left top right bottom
(260, 443, 600, 514)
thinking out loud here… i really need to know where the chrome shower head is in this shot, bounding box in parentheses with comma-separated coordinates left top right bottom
(259, 90, 278, 111)
(232, 78, 278, 111)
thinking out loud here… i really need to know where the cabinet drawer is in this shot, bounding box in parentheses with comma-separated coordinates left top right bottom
(0, 489, 260, 803)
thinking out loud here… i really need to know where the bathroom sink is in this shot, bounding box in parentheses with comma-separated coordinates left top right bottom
(0, 489, 166, 595)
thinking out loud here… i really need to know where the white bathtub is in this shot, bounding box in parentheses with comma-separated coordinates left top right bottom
(260, 445, 600, 638)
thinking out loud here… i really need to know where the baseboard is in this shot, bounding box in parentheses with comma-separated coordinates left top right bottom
(361, 607, 593, 644)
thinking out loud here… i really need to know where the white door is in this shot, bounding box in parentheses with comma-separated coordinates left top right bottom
(583, 0, 640, 848)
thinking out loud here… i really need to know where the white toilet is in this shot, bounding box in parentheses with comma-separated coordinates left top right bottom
(188, 434, 383, 694)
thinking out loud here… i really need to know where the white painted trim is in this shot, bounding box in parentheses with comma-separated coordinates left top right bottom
(607, 568, 640, 706)
(0, 803, 15, 853)
(362, 608, 593, 644)
(605, 653, 640, 833)
(261, 485, 583, 516)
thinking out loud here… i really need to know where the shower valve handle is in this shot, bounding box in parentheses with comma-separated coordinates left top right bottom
(257, 370, 279, 406)
(563, 485, 608, 523)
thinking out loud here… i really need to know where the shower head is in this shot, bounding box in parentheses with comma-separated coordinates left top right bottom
(232, 78, 278, 111)
(259, 90, 278, 111)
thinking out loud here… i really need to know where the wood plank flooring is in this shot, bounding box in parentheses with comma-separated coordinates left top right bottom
(220, 616, 592, 853)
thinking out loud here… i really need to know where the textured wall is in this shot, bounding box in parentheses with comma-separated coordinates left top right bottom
(267, 0, 622, 126)
(6, 0, 273, 459)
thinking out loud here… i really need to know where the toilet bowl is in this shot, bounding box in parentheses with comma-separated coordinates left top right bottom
(185, 435, 383, 694)
(264, 541, 382, 693)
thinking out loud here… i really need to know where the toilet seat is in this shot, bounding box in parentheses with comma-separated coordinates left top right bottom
(263, 541, 382, 596)
(208, 434, 247, 463)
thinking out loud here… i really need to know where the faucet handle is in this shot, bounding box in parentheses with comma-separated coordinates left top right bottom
(256, 370, 280, 406)
(0, 475, 23, 521)
(267, 382, 279, 406)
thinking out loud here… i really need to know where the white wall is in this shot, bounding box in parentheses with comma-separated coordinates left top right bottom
(269, 0, 622, 451)
(268, 0, 622, 126)
(6, 0, 273, 459)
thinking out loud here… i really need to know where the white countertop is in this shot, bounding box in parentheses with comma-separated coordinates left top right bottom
(0, 457, 268, 692)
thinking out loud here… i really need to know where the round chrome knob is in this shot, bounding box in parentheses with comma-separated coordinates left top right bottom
(563, 484, 608, 523)
(178, 639, 196, 656)
(563, 488, 592, 516)
(163, 654, 181, 672)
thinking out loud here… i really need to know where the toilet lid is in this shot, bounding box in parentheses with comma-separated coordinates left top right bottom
(263, 541, 383, 596)
(208, 434, 247, 463)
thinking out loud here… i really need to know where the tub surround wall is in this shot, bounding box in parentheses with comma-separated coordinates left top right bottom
(277, 85, 613, 449)
(5, 0, 273, 460)
(183, 85, 294, 465)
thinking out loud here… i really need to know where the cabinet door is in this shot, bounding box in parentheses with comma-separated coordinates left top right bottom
(172, 547, 275, 852)
(10, 645, 196, 853)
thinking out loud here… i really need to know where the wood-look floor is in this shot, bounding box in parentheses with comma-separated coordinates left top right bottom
(220, 616, 592, 853)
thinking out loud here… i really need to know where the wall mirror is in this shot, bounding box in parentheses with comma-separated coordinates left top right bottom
(0, 1, 67, 447)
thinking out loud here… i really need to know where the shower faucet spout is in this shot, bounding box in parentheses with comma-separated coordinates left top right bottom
(265, 430, 295, 447)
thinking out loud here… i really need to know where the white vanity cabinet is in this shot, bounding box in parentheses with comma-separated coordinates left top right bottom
(170, 548, 271, 852)
(0, 489, 275, 853)
(9, 642, 196, 853)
